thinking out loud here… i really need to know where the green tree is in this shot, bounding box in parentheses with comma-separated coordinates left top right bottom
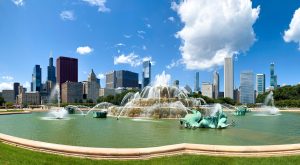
(0, 97, 5, 106)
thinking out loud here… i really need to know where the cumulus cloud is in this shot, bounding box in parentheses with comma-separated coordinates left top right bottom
(12, 0, 24, 6)
(123, 34, 131, 38)
(114, 52, 154, 67)
(173, 0, 260, 70)
(76, 46, 93, 55)
(60, 10, 75, 21)
(97, 73, 105, 79)
(168, 16, 175, 22)
(166, 59, 182, 69)
(0, 82, 13, 92)
(1, 76, 14, 81)
(284, 8, 300, 49)
(82, 0, 110, 12)
(146, 24, 152, 28)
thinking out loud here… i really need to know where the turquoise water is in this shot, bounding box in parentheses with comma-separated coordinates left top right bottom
(0, 112, 300, 148)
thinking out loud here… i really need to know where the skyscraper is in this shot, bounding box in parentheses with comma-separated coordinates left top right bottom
(32, 65, 42, 92)
(256, 74, 265, 95)
(240, 71, 254, 104)
(47, 55, 56, 84)
(106, 70, 139, 89)
(194, 72, 200, 92)
(202, 82, 213, 98)
(213, 71, 219, 99)
(224, 57, 234, 99)
(13, 82, 20, 99)
(173, 80, 179, 88)
(270, 63, 277, 89)
(83, 69, 100, 103)
(142, 60, 151, 88)
(56, 56, 78, 86)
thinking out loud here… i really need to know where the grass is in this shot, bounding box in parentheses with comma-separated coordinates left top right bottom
(0, 142, 300, 164)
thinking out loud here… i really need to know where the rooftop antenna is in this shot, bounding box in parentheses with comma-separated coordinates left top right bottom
(49, 50, 53, 58)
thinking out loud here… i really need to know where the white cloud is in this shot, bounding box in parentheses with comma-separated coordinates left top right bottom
(0, 82, 13, 92)
(114, 43, 126, 47)
(82, 0, 110, 12)
(284, 8, 300, 49)
(114, 52, 154, 67)
(166, 59, 182, 69)
(1, 76, 14, 81)
(173, 0, 260, 70)
(168, 16, 175, 22)
(12, 0, 24, 6)
(142, 45, 147, 50)
(124, 34, 131, 38)
(146, 24, 151, 28)
(23, 81, 30, 91)
(97, 73, 105, 79)
(76, 46, 93, 55)
(137, 30, 146, 34)
(60, 10, 75, 21)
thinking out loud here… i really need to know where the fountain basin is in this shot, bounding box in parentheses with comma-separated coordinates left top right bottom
(93, 111, 107, 118)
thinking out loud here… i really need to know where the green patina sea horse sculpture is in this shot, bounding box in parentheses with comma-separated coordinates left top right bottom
(180, 104, 229, 129)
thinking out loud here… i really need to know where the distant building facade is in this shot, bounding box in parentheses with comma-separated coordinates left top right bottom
(240, 71, 255, 104)
(106, 70, 139, 89)
(32, 65, 42, 92)
(256, 74, 265, 96)
(83, 69, 100, 103)
(224, 57, 234, 99)
(202, 82, 213, 98)
(194, 72, 200, 92)
(213, 71, 219, 99)
(61, 81, 83, 103)
(2, 90, 15, 103)
(99, 88, 116, 97)
(56, 56, 78, 87)
(142, 60, 151, 88)
(17, 90, 40, 106)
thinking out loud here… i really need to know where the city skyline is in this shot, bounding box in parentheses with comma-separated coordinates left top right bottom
(1, 0, 300, 92)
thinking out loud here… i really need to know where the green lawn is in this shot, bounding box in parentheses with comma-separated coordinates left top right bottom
(0, 142, 300, 165)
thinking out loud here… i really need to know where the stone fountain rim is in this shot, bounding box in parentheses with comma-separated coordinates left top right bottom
(1, 133, 300, 159)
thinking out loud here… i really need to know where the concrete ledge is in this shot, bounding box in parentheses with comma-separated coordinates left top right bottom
(1, 133, 300, 159)
(0, 111, 31, 115)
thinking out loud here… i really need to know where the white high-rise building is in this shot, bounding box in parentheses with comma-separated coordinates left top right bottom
(201, 82, 213, 98)
(213, 71, 219, 99)
(224, 57, 234, 99)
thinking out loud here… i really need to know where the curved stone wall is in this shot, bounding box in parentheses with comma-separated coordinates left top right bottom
(1, 133, 300, 159)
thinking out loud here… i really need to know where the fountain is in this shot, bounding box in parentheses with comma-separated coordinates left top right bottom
(256, 91, 280, 116)
(114, 71, 205, 119)
(234, 106, 249, 116)
(180, 104, 229, 129)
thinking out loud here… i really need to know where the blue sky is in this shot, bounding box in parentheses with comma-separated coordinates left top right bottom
(1, 0, 300, 91)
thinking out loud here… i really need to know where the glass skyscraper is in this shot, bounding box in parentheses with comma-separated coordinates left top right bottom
(32, 65, 42, 92)
(194, 72, 200, 92)
(47, 56, 56, 84)
(213, 71, 219, 99)
(256, 74, 265, 95)
(240, 71, 254, 104)
(142, 60, 151, 88)
(270, 63, 277, 89)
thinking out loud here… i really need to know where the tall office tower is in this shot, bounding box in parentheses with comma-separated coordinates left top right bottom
(173, 80, 179, 88)
(240, 71, 254, 104)
(224, 57, 234, 99)
(56, 56, 78, 86)
(213, 71, 219, 99)
(270, 63, 277, 89)
(142, 60, 151, 88)
(105, 70, 139, 89)
(13, 82, 20, 99)
(32, 65, 42, 92)
(84, 69, 100, 103)
(47, 55, 56, 84)
(256, 74, 265, 95)
(194, 72, 200, 92)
